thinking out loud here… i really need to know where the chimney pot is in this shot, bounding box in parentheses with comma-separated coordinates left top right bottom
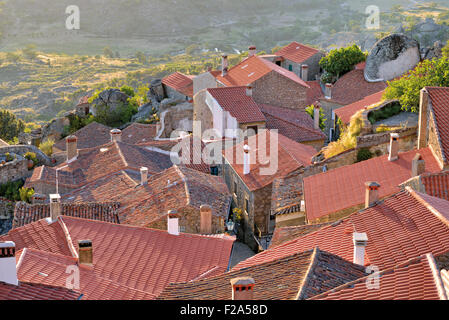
(221, 55, 229, 77)
(365, 181, 380, 208)
(200, 205, 213, 234)
(66, 135, 78, 162)
(243, 144, 250, 175)
(411, 153, 425, 177)
(110, 129, 122, 142)
(245, 85, 253, 97)
(353, 232, 368, 266)
(388, 133, 399, 161)
(49, 194, 61, 220)
(313, 105, 320, 130)
(301, 64, 309, 81)
(0, 241, 18, 286)
(140, 167, 148, 185)
(230, 277, 255, 300)
(78, 240, 93, 265)
(325, 83, 332, 99)
(167, 210, 180, 235)
(248, 46, 257, 57)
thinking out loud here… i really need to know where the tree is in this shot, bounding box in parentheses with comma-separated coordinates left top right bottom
(0, 109, 25, 142)
(305, 105, 326, 131)
(135, 51, 147, 64)
(319, 44, 366, 81)
(103, 46, 114, 58)
(384, 57, 449, 112)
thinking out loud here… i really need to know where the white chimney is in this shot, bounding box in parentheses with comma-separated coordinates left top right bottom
(110, 129, 122, 142)
(365, 182, 380, 208)
(0, 241, 18, 286)
(388, 133, 399, 161)
(66, 135, 78, 162)
(411, 153, 425, 177)
(246, 85, 253, 97)
(313, 105, 320, 130)
(167, 210, 179, 236)
(325, 83, 332, 99)
(243, 144, 250, 175)
(353, 232, 368, 266)
(221, 54, 229, 77)
(301, 64, 309, 81)
(140, 167, 148, 185)
(230, 277, 255, 300)
(248, 46, 257, 57)
(49, 194, 61, 220)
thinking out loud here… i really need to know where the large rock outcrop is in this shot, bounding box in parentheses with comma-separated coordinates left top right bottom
(91, 88, 130, 115)
(365, 34, 420, 82)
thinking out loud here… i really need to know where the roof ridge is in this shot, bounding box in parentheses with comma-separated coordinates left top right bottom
(406, 186, 449, 228)
(425, 253, 448, 300)
(295, 247, 320, 300)
(427, 101, 448, 164)
(58, 217, 79, 259)
(173, 165, 190, 206)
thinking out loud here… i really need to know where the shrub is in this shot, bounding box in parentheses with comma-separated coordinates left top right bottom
(24, 152, 38, 167)
(0, 180, 24, 201)
(39, 138, 55, 156)
(319, 44, 366, 80)
(368, 103, 402, 124)
(19, 187, 34, 203)
(5, 153, 14, 162)
(356, 148, 373, 163)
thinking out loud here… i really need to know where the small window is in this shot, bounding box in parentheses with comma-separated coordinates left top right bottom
(210, 166, 218, 176)
(245, 198, 250, 214)
(233, 181, 238, 196)
(288, 65, 293, 71)
(179, 226, 186, 232)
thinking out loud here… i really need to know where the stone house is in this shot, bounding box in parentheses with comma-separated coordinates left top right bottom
(417, 87, 449, 170)
(221, 130, 316, 250)
(161, 72, 195, 101)
(75, 96, 91, 117)
(193, 69, 220, 96)
(0, 152, 29, 185)
(273, 41, 325, 81)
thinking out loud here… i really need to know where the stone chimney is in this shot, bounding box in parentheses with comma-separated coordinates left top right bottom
(230, 277, 255, 300)
(246, 85, 253, 97)
(388, 133, 399, 161)
(200, 205, 213, 234)
(167, 210, 179, 236)
(0, 241, 18, 286)
(365, 182, 380, 208)
(78, 240, 93, 265)
(248, 46, 257, 57)
(314, 104, 320, 130)
(411, 153, 425, 177)
(140, 167, 148, 186)
(301, 64, 309, 81)
(353, 232, 368, 266)
(66, 135, 78, 162)
(418, 88, 429, 149)
(110, 129, 122, 142)
(243, 144, 250, 175)
(325, 83, 332, 99)
(221, 54, 229, 77)
(49, 194, 61, 220)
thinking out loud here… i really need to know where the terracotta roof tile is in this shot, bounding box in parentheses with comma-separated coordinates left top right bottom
(421, 170, 449, 200)
(162, 72, 194, 97)
(311, 254, 446, 300)
(216, 55, 309, 88)
(306, 81, 324, 105)
(270, 223, 332, 248)
(426, 87, 449, 163)
(334, 90, 385, 125)
(303, 148, 441, 221)
(274, 42, 321, 64)
(0, 280, 82, 300)
(158, 248, 366, 300)
(234, 189, 449, 271)
(207, 87, 266, 124)
(223, 130, 317, 191)
(122, 122, 159, 145)
(3, 216, 235, 298)
(53, 122, 111, 152)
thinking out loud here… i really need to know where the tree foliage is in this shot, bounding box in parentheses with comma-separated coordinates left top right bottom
(319, 44, 366, 81)
(0, 109, 25, 142)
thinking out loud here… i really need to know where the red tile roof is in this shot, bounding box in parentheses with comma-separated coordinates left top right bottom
(207, 87, 266, 124)
(421, 170, 449, 201)
(324, 69, 387, 106)
(162, 72, 194, 97)
(334, 90, 385, 125)
(426, 87, 449, 163)
(53, 122, 112, 152)
(306, 81, 324, 105)
(158, 248, 366, 300)
(274, 42, 321, 64)
(3, 216, 235, 299)
(0, 280, 82, 300)
(223, 130, 317, 191)
(122, 122, 159, 145)
(216, 55, 309, 88)
(270, 223, 332, 248)
(234, 188, 449, 271)
(311, 254, 447, 300)
(303, 147, 441, 221)
(259, 103, 326, 143)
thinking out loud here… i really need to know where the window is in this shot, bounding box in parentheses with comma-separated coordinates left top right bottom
(233, 181, 238, 197)
(210, 166, 219, 176)
(247, 126, 258, 136)
(179, 226, 186, 232)
(245, 198, 250, 214)
(288, 65, 293, 71)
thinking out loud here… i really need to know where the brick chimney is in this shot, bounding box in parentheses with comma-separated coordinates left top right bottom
(110, 129, 122, 142)
(49, 194, 61, 220)
(0, 242, 18, 286)
(66, 135, 78, 162)
(246, 85, 253, 97)
(325, 83, 332, 99)
(78, 240, 93, 265)
(167, 210, 179, 236)
(365, 182, 380, 208)
(418, 88, 429, 149)
(221, 54, 229, 77)
(353, 232, 368, 266)
(411, 153, 425, 177)
(301, 64, 309, 81)
(140, 167, 148, 185)
(200, 205, 212, 234)
(243, 144, 250, 175)
(248, 46, 257, 57)
(230, 277, 255, 300)
(388, 133, 399, 161)
(314, 104, 321, 130)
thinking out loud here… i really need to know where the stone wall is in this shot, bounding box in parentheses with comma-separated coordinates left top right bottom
(193, 72, 217, 96)
(0, 198, 14, 235)
(426, 109, 446, 169)
(0, 145, 52, 166)
(164, 85, 190, 101)
(158, 102, 193, 138)
(319, 99, 344, 141)
(252, 70, 308, 110)
(304, 53, 325, 81)
(193, 89, 214, 136)
(0, 155, 29, 185)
